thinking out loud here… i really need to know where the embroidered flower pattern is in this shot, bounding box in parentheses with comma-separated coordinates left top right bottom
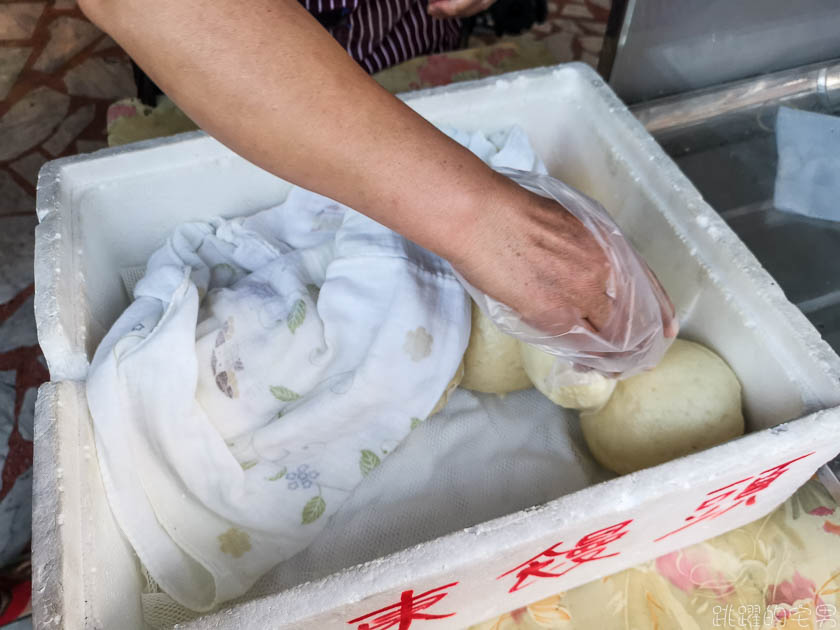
(211, 317, 243, 398)
(403, 326, 433, 361)
(302, 495, 326, 525)
(218, 527, 251, 558)
(287, 464, 319, 490)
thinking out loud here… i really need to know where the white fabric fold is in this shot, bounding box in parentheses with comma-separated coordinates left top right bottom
(86, 125, 540, 611)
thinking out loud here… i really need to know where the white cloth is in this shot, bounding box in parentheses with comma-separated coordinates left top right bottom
(86, 126, 543, 612)
(254, 387, 611, 592)
(140, 387, 611, 628)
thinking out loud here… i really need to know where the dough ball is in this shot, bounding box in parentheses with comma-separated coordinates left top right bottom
(429, 360, 464, 416)
(461, 303, 532, 394)
(581, 339, 744, 475)
(519, 342, 616, 411)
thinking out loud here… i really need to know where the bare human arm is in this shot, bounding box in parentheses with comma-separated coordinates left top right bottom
(79, 0, 671, 336)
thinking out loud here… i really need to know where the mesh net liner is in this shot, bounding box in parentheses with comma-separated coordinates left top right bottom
(140, 388, 613, 628)
(119, 265, 146, 297)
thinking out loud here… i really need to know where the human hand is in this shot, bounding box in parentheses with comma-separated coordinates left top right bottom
(427, 0, 496, 19)
(449, 175, 678, 344)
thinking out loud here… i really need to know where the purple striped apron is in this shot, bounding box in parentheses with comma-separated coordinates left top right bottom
(300, 0, 463, 73)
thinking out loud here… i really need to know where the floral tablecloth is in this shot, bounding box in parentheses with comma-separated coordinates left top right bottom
(470, 479, 840, 629)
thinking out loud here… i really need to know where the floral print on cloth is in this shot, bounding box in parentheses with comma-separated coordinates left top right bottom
(404, 326, 434, 361)
(87, 127, 568, 614)
(86, 187, 472, 612)
(470, 479, 840, 630)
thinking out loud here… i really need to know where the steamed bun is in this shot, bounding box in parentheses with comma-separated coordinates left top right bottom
(429, 359, 464, 416)
(461, 303, 531, 394)
(519, 342, 616, 411)
(581, 339, 744, 474)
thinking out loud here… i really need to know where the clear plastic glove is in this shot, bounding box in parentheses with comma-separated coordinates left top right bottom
(453, 168, 678, 381)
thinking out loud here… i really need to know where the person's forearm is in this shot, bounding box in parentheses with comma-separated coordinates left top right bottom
(79, 0, 521, 263)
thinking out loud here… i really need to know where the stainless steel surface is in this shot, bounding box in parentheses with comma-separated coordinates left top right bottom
(817, 459, 840, 505)
(819, 64, 840, 109)
(631, 60, 840, 154)
(633, 61, 840, 356)
(607, 0, 840, 104)
(632, 61, 840, 135)
(595, 0, 630, 81)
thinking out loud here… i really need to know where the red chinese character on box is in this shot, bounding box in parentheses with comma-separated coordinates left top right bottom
(348, 582, 459, 630)
(497, 520, 633, 593)
(654, 451, 815, 543)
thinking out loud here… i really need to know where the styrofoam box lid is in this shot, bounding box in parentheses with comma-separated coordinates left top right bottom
(32, 64, 840, 630)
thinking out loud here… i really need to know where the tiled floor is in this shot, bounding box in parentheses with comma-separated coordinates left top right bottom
(0, 1, 133, 217)
(468, 0, 608, 67)
(0, 0, 606, 625)
(0, 1, 136, 624)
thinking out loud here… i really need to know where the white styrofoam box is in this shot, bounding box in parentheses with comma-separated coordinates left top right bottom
(32, 63, 840, 629)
